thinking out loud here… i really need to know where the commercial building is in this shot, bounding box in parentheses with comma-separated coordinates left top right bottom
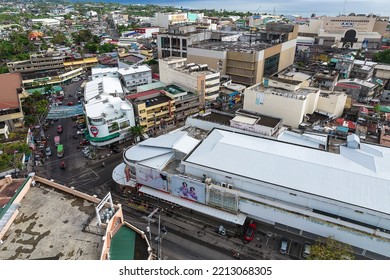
(126, 89, 175, 132)
(243, 77, 347, 128)
(7, 51, 64, 73)
(159, 57, 220, 108)
(299, 15, 388, 49)
(84, 77, 136, 146)
(186, 23, 298, 86)
(117, 125, 390, 259)
(155, 12, 188, 28)
(157, 24, 212, 59)
(0, 73, 27, 131)
(31, 18, 61, 26)
(91, 66, 152, 92)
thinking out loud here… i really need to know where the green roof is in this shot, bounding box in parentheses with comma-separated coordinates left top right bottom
(109, 225, 136, 260)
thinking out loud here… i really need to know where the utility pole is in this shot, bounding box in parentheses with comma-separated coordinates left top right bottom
(143, 208, 159, 244)
(155, 215, 167, 260)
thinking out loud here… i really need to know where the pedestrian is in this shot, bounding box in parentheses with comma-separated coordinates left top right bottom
(190, 209, 193, 214)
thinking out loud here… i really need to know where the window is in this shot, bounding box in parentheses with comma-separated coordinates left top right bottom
(264, 54, 280, 76)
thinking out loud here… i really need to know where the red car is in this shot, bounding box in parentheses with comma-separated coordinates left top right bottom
(243, 221, 256, 242)
(67, 102, 74, 106)
(57, 125, 63, 134)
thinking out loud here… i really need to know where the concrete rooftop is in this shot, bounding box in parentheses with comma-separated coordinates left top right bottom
(0, 184, 102, 260)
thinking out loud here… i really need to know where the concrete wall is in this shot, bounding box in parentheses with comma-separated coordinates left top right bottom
(243, 89, 307, 128)
(317, 93, 347, 116)
(279, 39, 297, 71)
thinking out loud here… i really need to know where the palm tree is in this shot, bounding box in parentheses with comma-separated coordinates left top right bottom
(128, 125, 144, 143)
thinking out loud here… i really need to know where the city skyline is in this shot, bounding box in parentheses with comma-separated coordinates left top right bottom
(73, 0, 390, 17)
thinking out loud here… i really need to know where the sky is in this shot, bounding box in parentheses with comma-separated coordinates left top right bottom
(73, 0, 390, 17)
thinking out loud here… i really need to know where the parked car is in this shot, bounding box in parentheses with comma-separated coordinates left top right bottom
(45, 146, 52, 156)
(72, 77, 81, 82)
(57, 125, 63, 134)
(279, 239, 288, 255)
(67, 102, 74, 106)
(77, 130, 84, 135)
(243, 221, 257, 242)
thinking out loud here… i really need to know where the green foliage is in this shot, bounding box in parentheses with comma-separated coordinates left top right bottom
(129, 125, 145, 143)
(0, 65, 9, 74)
(373, 49, 390, 64)
(72, 29, 99, 45)
(309, 236, 354, 260)
(84, 42, 98, 54)
(99, 43, 116, 53)
(51, 32, 69, 46)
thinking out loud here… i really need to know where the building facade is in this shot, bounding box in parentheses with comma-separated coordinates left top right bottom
(7, 51, 64, 73)
(117, 126, 390, 259)
(243, 77, 347, 128)
(159, 57, 220, 108)
(186, 23, 298, 86)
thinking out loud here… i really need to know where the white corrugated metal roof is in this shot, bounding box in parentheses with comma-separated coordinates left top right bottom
(277, 131, 327, 149)
(139, 186, 247, 225)
(184, 129, 390, 214)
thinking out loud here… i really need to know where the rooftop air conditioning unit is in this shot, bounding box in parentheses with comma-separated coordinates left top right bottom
(221, 182, 227, 188)
(227, 184, 233, 190)
(204, 177, 212, 185)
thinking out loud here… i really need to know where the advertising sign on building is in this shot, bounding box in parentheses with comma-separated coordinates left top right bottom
(136, 165, 169, 192)
(171, 176, 206, 204)
(90, 126, 99, 137)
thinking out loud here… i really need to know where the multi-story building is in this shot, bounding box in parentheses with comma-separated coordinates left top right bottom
(0, 73, 27, 131)
(157, 24, 212, 59)
(243, 77, 347, 128)
(90, 66, 152, 92)
(159, 57, 220, 108)
(163, 84, 200, 123)
(126, 90, 175, 132)
(310, 71, 339, 91)
(335, 78, 378, 102)
(186, 23, 298, 86)
(350, 61, 375, 80)
(300, 14, 388, 49)
(7, 51, 64, 73)
(118, 125, 390, 259)
(118, 65, 152, 92)
(155, 12, 188, 28)
(83, 77, 136, 146)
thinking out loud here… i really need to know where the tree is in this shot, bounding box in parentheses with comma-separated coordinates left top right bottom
(51, 32, 68, 46)
(99, 43, 116, 53)
(84, 42, 98, 54)
(309, 236, 354, 260)
(129, 125, 144, 143)
(373, 49, 390, 64)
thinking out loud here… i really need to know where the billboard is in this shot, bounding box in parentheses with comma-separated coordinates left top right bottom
(171, 176, 206, 204)
(136, 165, 169, 192)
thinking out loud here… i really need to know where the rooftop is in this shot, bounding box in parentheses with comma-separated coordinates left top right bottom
(235, 109, 282, 127)
(190, 40, 272, 53)
(0, 183, 102, 260)
(0, 73, 22, 110)
(184, 128, 390, 215)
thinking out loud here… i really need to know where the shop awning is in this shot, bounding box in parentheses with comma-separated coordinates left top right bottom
(139, 186, 247, 225)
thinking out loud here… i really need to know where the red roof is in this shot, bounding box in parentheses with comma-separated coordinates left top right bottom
(0, 73, 22, 110)
(335, 118, 344, 125)
(346, 121, 356, 129)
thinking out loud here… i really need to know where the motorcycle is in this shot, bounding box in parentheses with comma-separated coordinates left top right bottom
(60, 161, 66, 169)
